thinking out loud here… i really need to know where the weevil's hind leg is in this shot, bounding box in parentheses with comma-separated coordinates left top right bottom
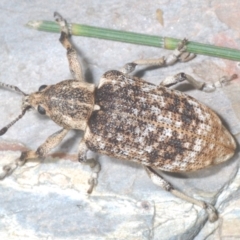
(120, 39, 196, 74)
(54, 12, 84, 82)
(0, 129, 69, 179)
(144, 166, 218, 222)
(78, 140, 101, 194)
(160, 72, 237, 92)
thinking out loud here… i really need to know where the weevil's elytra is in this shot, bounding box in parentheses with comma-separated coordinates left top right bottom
(0, 12, 237, 222)
(84, 70, 235, 172)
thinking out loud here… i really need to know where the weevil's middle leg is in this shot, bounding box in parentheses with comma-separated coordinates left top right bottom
(78, 140, 101, 194)
(54, 12, 84, 82)
(120, 39, 196, 74)
(0, 128, 69, 179)
(144, 166, 218, 222)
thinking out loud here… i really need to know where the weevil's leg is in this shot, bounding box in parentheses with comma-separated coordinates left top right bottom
(144, 166, 218, 222)
(0, 129, 69, 179)
(54, 12, 84, 82)
(160, 72, 237, 92)
(78, 140, 101, 194)
(120, 39, 196, 74)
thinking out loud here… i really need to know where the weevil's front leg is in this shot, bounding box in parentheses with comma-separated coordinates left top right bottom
(160, 72, 237, 92)
(78, 140, 101, 194)
(0, 128, 69, 179)
(54, 12, 84, 82)
(120, 39, 196, 74)
(144, 166, 218, 222)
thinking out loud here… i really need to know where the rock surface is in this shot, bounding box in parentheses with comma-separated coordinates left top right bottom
(0, 0, 240, 239)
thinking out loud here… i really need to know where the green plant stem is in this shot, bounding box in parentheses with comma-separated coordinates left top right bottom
(27, 20, 240, 62)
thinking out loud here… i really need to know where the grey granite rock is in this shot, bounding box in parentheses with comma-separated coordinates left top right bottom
(0, 0, 240, 239)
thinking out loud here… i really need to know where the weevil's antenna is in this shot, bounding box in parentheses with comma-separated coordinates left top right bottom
(0, 82, 27, 96)
(0, 82, 29, 135)
(0, 106, 30, 136)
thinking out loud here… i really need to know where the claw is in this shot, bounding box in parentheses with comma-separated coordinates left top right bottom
(177, 38, 188, 51)
(165, 38, 195, 65)
(0, 161, 18, 180)
(217, 74, 238, 87)
(54, 12, 70, 35)
(87, 177, 97, 194)
(82, 158, 101, 194)
(206, 204, 218, 222)
(53, 12, 63, 22)
(178, 52, 196, 62)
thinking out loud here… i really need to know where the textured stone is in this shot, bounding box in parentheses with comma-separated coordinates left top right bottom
(0, 0, 240, 239)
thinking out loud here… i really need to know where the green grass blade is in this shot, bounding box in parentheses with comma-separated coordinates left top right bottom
(27, 20, 240, 62)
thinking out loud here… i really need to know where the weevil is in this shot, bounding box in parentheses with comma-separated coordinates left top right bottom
(0, 12, 237, 222)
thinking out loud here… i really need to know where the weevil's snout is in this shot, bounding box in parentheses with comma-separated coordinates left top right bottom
(22, 95, 31, 110)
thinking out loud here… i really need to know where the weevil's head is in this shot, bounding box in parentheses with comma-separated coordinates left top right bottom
(0, 80, 96, 136)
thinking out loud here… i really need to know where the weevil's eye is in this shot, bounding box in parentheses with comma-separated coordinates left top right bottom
(38, 105, 46, 115)
(38, 85, 47, 91)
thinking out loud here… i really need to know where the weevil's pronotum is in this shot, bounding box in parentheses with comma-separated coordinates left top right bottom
(0, 13, 237, 222)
